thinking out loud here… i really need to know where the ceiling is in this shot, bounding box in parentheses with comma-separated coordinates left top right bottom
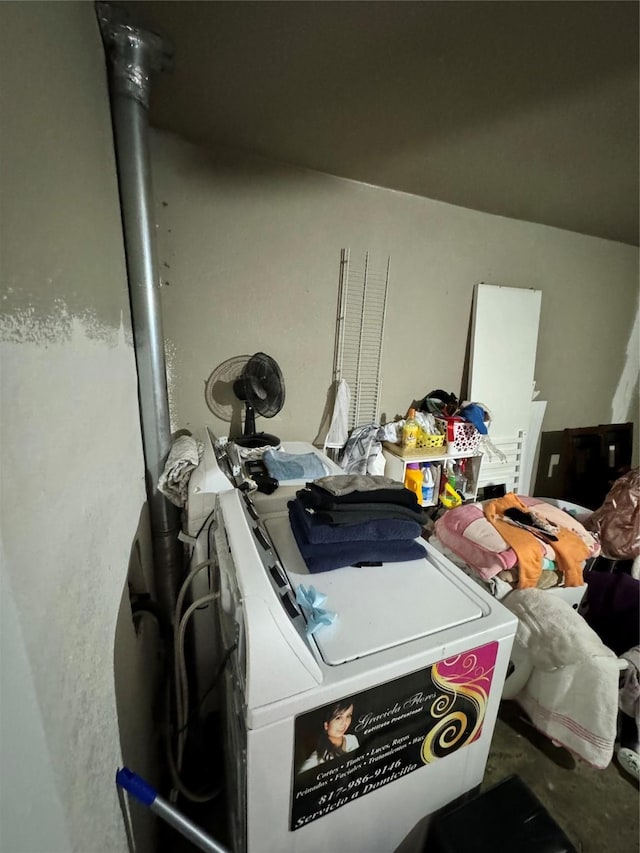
(119, 1, 639, 246)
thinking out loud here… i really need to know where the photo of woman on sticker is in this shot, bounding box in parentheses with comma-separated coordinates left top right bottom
(298, 699, 360, 773)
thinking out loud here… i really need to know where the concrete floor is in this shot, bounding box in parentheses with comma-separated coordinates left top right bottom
(158, 699, 639, 853)
(483, 701, 639, 853)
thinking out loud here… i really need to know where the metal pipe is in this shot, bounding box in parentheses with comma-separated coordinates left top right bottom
(116, 768, 231, 853)
(97, 3, 182, 620)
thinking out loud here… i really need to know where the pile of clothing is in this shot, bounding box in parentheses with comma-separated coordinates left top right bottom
(289, 474, 427, 573)
(419, 389, 490, 435)
(483, 493, 591, 589)
(432, 493, 600, 596)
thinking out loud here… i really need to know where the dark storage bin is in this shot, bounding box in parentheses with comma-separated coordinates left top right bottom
(426, 774, 577, 853)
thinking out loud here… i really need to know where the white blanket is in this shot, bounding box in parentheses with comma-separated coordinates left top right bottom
(158, 434, 204, 507)
(503, 588, 619, 769)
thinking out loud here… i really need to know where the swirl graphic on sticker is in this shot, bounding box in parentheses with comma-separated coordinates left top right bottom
(420, 642, 497, 764)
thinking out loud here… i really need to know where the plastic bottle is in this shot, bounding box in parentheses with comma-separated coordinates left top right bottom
(404, 463, 423, 504)
(454, 460, 468, 495)
(444, 459, 456, 490)
(402, 408, 420, 452)
(421, 463, 435, 505)
(440, 481, 463, 509)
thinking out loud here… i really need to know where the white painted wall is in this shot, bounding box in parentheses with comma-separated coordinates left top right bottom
(1, 3, 150, 851)
(0, 560, 72, 852)
(149, 132, 639, 455)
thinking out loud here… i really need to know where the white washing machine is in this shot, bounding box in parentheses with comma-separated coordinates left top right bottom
(185, 429, 517, 853)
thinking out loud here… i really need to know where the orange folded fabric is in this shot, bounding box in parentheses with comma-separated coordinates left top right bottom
(484, 494, 545, 588)
(550, 527, 591, 587)
(483, 493, 589, 589)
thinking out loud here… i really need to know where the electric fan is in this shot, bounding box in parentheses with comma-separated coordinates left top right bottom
(205, 352, 285, 448)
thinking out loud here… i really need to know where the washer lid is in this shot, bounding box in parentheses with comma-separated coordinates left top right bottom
(263, 515, 484, 666)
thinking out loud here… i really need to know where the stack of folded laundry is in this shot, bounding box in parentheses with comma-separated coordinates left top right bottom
(288, 474, 428, 573)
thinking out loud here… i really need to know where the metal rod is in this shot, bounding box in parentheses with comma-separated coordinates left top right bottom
(116, 768, 230, 853)
(151, 796, 229, 853)
(97, 3, 182, 620)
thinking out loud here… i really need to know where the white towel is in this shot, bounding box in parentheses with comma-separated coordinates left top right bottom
(158, 435, 204, 507)
(325, 378, 351, 449)
(503, 588, 619, 769)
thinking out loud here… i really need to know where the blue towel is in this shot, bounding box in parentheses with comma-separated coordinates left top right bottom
(263, 449, 328, 481)
(289, 504, 426, 573)
(289, 498, 421, 544)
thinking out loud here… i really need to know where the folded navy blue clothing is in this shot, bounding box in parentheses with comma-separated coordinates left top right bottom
(300, 502, 428, 526)
(301, 545, 426, 573)
(301, 482, 420, 510)
(289, 497, 421, 544)
(289, 503, 426, 573)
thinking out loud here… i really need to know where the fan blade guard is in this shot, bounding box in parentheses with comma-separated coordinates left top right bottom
(242, 352, 285, 418)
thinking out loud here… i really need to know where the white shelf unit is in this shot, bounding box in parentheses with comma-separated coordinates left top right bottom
(381, 442, 483, 507)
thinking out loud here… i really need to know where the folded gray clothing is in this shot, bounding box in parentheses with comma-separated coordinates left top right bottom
(289, 497, 421, 544)
(263, 449, 328, 481)
(289, 505, 425, 573)
(312, 474, 404, 497)
(300, 483, 419, 510)
(307, 503, 428, 526)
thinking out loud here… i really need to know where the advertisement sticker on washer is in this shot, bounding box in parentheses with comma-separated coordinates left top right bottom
(290, 640, 498, 830)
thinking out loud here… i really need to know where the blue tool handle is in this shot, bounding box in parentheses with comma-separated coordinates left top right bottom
(116, 767, 157, 807)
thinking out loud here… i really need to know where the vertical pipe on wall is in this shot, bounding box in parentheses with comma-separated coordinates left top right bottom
(97, 3, 182, 620)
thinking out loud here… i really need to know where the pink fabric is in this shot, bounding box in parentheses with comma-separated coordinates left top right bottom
(434, 496, 599, 580)
(434, 503, 518, 579)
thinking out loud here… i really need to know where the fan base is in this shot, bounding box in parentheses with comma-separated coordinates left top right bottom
(234, 432, 281, 449)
